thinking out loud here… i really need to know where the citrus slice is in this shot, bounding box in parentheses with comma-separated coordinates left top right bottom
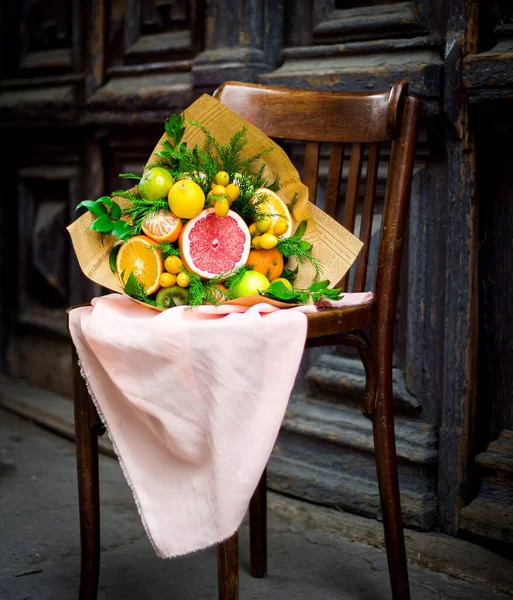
(179, 208, 251, 280)
(141, 209, 182, 243)
(116, 235, 164, 294)
(252, 188, 293, 238)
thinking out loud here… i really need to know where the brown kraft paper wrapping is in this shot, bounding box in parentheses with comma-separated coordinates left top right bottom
(68, 94, 363, 308)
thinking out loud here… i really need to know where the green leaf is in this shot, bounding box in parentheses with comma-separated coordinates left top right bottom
(264, 281, 303, 301)
(109, 245, 121, 272)
(119, 173, 142, 180)
(282, 266, 299, 283)
(293, 220, 307, 240)
(111, 220, 133, 240)
(89, 214, 114, 233)
(109, 200, 122, 220)
(123, 271, 139, 297)
(88, 202, 109, 218)
(297, 240, 312, 251)
(309, 280, 331, 292)
(76, 200, 98, 212)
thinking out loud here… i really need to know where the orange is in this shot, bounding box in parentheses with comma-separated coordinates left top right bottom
(246, 248, 283, 281)
(252, 188, 293, 238)
(168, 179, 205, 219)
(141, 210, 182, 243)
(116, 235, 164, 295)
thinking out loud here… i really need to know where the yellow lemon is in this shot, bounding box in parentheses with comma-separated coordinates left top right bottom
(168, 180, 205, 219)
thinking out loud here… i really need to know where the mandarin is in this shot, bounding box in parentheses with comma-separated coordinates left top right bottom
(246, 248, 283, 281)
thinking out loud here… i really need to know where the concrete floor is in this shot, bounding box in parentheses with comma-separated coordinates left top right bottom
(0, 407, 509, 600)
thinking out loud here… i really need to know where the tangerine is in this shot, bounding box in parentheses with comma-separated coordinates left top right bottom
(246, 248, 283, 281)
(141, 210, 182, 243)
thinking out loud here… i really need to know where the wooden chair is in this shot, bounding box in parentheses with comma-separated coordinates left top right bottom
(68, 80, 421, 600)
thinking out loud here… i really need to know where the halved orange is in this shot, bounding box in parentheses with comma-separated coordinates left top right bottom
(252, 188, 293, 238)
(141, 209, 182, 243)
(116, 235, 164, 294)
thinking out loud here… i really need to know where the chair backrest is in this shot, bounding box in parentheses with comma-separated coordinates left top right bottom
(213, 81, 422, 319)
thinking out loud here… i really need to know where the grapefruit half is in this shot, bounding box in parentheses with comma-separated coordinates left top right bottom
(179, 208, 251, 279)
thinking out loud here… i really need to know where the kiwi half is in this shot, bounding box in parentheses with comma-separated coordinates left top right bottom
(156, 286, 189, 309)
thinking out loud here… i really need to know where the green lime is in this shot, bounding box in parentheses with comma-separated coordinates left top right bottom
(138, 167, 174, 201)
(231, 271, 270, 298)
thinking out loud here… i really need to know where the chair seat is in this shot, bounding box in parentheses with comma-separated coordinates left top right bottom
(306, 300, 374, 341)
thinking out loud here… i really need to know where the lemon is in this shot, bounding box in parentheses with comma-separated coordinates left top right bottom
(176, 272, 190, 288)
(164, 256, 183, 274)
(160, 272, 176, 287)
(215, 171, 230, 186)
(214, 198, 229, 217)
(260, 233, 278, 249)
(274, 219, 288, 237)
(168, 180, 205, 219)
(272, 278, 293, 291)
(225, 183, 240, 203)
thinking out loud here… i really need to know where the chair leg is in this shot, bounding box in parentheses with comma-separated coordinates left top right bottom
(217, 531, 239, 600)
(249, 468, 267, 578)
(372, 384, 410, 600)
(72, 346, 100, 600)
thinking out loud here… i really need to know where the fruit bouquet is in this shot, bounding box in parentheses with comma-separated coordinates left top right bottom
(68, 95, 362, 310)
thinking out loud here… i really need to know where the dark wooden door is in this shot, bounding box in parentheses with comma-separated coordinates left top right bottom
(1, 0, 512, 550)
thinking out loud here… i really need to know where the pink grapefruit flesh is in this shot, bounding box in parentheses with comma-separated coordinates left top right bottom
(179, 208, 251, 279)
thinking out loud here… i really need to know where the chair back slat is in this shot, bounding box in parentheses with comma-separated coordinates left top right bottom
(342, 143, 363, 232)
(353, 143, 380, 292)
(213, 81, 421, 306)
(324, 143, 344, 218)
(303, 142, 320, 205)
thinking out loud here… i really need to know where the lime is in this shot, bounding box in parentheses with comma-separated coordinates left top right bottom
(138, 167, 174, 201)
(231, 271, 270, 298)
(256, 217, 271, 233)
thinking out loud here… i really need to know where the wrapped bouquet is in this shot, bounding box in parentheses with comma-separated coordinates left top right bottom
(68, 95, 362, 309)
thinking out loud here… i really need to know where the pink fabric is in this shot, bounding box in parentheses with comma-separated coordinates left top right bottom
(68, 291, 372, 558)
